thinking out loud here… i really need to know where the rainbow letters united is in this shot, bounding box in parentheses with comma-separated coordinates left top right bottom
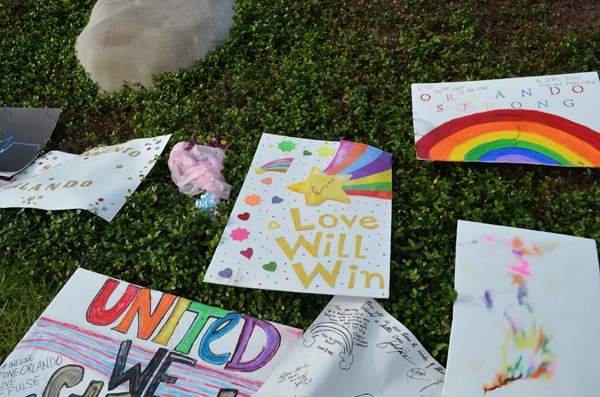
(0, 268, 302, 397)
(204, 133, 393, 298)
(411, 72, 600, 167)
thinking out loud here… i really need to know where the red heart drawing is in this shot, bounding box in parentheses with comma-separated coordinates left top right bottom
(240, 248, 254, 259)
(237, 212, 250, 221)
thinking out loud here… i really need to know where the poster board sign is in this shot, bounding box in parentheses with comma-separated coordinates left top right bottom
(443, 221, 600, 397)
(254, 296, 445, 397)
(204, 133, 393, 298)
(0, 135, 170, 221)
(0, 268, 303, 397)
(411, 72, 600, 166)
(0, 108, 61, 177)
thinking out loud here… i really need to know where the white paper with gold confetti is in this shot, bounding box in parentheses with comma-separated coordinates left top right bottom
(0, 135, 170, 221)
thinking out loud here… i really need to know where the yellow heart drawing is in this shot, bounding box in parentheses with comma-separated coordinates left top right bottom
(268, 221, 281, 230)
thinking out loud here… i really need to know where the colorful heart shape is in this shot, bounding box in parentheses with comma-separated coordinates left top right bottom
(240, 248, 254, 259)
(237, 212, 250, 221)
(303, 150, 312, 156)
(268, 221, 281, 230)
(261, 177, 273, 185)
(272, 196, 284, 204)
(263, 261, 277, 272)
(218, 268, 233, 278)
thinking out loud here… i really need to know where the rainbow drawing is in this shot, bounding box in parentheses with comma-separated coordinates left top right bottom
(323, 140, 392, 199)
(416, 109, 600, 167)
(255, 157, 294, 174)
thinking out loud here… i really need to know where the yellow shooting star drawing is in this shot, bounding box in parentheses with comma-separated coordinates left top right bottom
(287, 167, 351, 205)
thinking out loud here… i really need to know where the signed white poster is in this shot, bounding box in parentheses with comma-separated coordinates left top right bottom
(412, 72, 600, 166)
(254, 296, 445, 397)
(444, 221, 600, 397)
(0, 135, 170, 221)
(0, 268, 303, 397)
(204, 133, 393, 298)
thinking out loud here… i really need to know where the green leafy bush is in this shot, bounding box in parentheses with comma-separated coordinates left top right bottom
(1, 0, 598, 364)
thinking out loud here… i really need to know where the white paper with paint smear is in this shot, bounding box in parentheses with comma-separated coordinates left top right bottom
(444, 220, 600, 397)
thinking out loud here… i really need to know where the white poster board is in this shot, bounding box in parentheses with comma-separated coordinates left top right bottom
(255, 296, 445, 397)
(0, 268, 303, 397)
(0, 135, 170, 221)
(204, 133, 393, 298)
(444, 221, 600, 397)
(411, 72, 600, 166)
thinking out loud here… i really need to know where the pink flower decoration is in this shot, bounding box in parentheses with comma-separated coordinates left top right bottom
(168, 142, 231, 200)
(230, 228, 250, 241)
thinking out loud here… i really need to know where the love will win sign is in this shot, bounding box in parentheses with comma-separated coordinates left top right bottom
(204, 133, 393, 298)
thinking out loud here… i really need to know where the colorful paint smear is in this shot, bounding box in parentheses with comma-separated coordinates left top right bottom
(444, 221, 600, 397)
(482, 237, 555, 393)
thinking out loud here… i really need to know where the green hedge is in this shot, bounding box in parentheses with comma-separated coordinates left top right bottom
(1, 0, 598, 364)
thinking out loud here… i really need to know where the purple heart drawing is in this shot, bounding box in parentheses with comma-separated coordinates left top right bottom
(272, 196, 284, 204)
(218, 268, 233, 278)
(240, 248, 254, 259)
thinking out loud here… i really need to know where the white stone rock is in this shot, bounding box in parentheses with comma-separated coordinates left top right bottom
(75, 0, 235, 92)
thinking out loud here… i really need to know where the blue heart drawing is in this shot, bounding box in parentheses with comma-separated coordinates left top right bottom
(218, 268, 233, 278)
(272, 196, 284, 204)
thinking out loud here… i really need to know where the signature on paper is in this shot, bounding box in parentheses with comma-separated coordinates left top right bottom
(376, 335, 416, 365)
